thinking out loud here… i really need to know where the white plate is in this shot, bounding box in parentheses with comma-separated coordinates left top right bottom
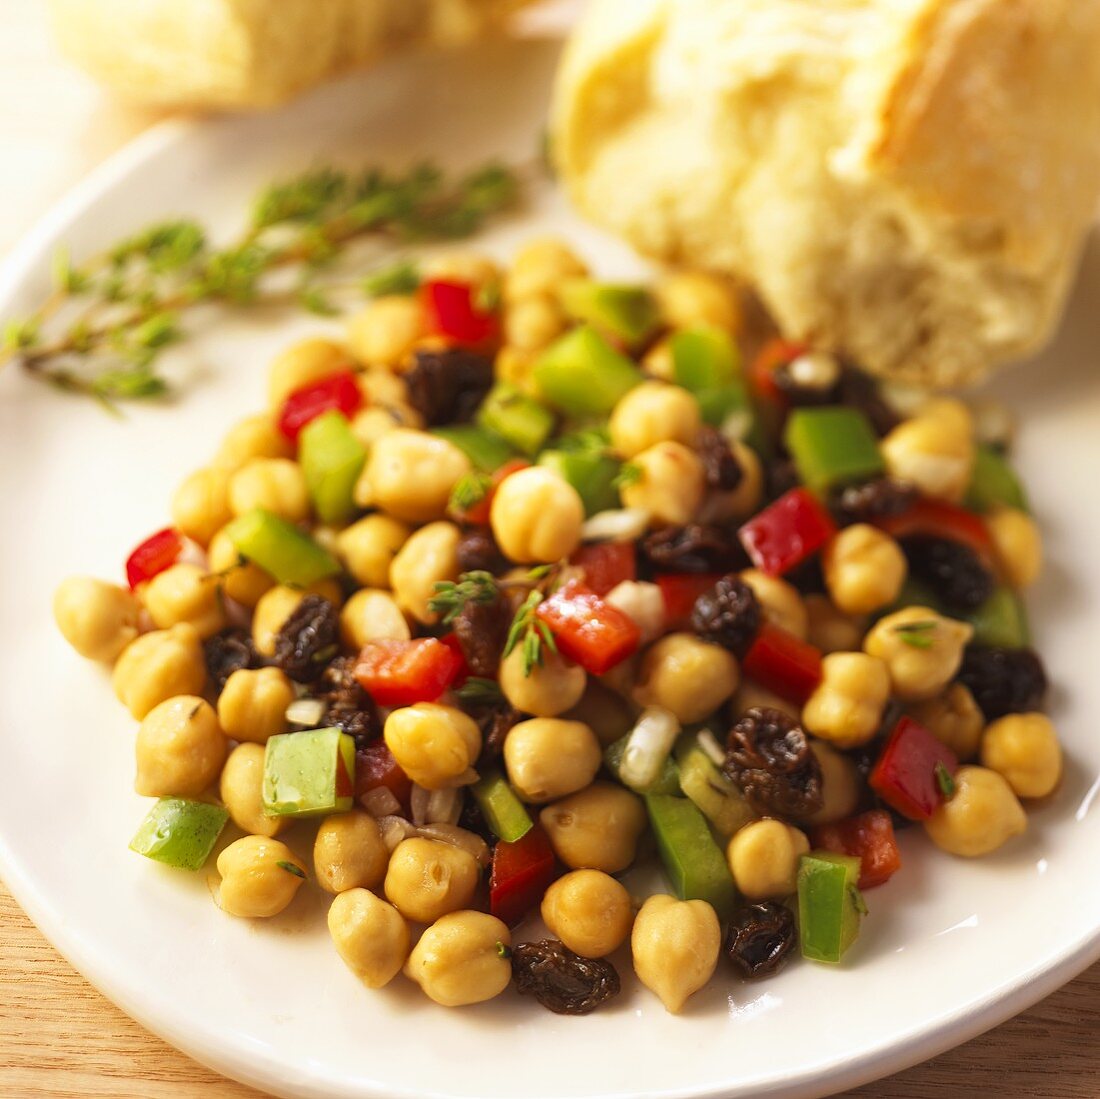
(2, 34, 1100, 1099)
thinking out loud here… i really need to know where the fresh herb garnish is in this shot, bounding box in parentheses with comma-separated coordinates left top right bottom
(362, 259, 421, 298)
(503, 589, 558, 676)
(448, 471, 492, 516)
(934, 762, 957, 800)
(894, 620, 938, 649)
(276, 860, 306, 879)
(455, 677, 505, 706)
(429, 571, 500, 625)
(613, 461, 643, 490)
(496, 941, 513, 959)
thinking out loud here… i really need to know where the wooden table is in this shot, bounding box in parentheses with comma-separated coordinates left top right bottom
(2, 4, 1099, 1096)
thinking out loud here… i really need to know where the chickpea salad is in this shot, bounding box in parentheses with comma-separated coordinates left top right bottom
(53, 240, 1056, 1016)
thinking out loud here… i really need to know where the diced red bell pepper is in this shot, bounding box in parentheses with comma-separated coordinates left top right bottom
(812, 809, 901, 890)
(870, 716, 959, 821)
(535, 581, 641, 677)
(438, 632, 471, 689)
(449, 459, 530, 526)
(656, 573, 723, 630)
(354, 737, 412, 810)
(742, 622, 823, 705)
(277, 370, 362, 443)
(422, 279, 500, 347)
(125, 527, 184, 589)
(874, 497, 993, 561)
(750, 338, 808, 406)
(489, 824, 558, 927)
(335, 749, 354, 799)
(354, 638, 464, 707)
(739, 487, 837, 576)
(570, 542, 637, 598)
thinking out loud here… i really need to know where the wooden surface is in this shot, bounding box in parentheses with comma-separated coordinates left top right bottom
(2, 3, 1100, 1098)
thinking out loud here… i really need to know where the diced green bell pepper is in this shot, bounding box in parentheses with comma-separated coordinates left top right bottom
(559, 279, 660, 345)
(471, 770, 533, 843)
(798, 851, 865, 964)
(604, 736, 681, 796)
(262, 728, 355, 818)
(784, 407, 885, 494)
(965, 587, 1031, 649)
(670, 327, 739, 390)
(646, 794, 737, 919)
(223, 508, 340, 587)
(534, 326, 643, 417)
(539, 449, 621, 516)
(431, 424, 515, 472)
(673, 735, 755, 838)
(476, 382, 556, 457)
(965, 444, 1029, 513)
(129, 798, 229, 871)
(298, 410, 366, 526)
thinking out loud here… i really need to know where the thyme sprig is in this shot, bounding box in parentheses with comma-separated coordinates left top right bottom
(429, 570, 501, 625)
(2, 161, 522, 407)
(504, 588, 559, 677)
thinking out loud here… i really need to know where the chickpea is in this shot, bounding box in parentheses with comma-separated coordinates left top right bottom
(864, 606, 973, 702)
(908, 683, 985, 760)
(494, 346, 539, 396)
(206, 526, 273, 608)
(349, 406, 400, 453)
(498, 644, 587, 718)
(328, 888, 410, 989)
(339, 589, 411, 649)
(605, 580, 666, 644)
(740, 570, 808, 640)
(981, 713, 1062, 799)
(384, 703, 481, 791)
(219, 743, 287, 838)
(986, 507, 1043, 589)
(631, 894, 720, 1014)
(363, 429, 470, 523)
(503, 719, 602, 804)
(346, 296, 423, 369)
(140, 563, 227, 638)
(314, 811, 389, 894)
(336, 514, 410, 589)
(562, 679, 635, 747)
(701, 440, 764, 522)
(357, 370, 422, 428)
(228, 458, 310, 523)
(135, 696, 226, 797)
(641, 337, 675, 382)
(490, 466, 585, 563)
(656, 271, 741, 333)
(541, 870, 633, 958)
(268, 338, 350, 412)
(422, 251, 501, 289)
(217, 667, 294, 744)
(251, 582, 342, 656)
(384, 837, 480, 923)
(608, 382, 702, 459)
(881, 399, 974, 503)
(504, 294, 565, 352)
(213, 414, 292, 472)
(801, 652, 891, 749)
(636, 633, 739, 724)
(505, 238, 587, 302)
(389, 521, 460, 625)
(733, 680, 798, 721)
(217, 836, 307, 918)
(924, 765, 1027, 856)
(171, 466, 234, 547)
(113, 624, 206, 719)
(727, 820, 809, 900)
(539, 782, 646, 873)
(53, 577, 141, 662)
(404, 910, 512, 1007)
(805, 740, 861, 825)
(822, 524, 907, 616)
(620, 441, 705, 527)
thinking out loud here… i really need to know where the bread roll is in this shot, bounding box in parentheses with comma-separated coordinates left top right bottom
(49, 0, 532, 110)
(553, 0, 1100, 387)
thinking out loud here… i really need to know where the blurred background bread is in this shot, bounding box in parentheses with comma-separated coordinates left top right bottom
(553, 0, 1100, 387)
(49, 0, 535, 110)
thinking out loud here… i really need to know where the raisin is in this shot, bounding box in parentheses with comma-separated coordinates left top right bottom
(457, 527, 508, 574)
(315, 655, 381, 746)
(457, 792, 497, 848)
(473, 704, 520, 768)
(691, 574, 761, 656)
(957, 646, 1048, 721)
(203, 628, 261, 692)
(453, 596, 511, 678)
(766, 457, 800, 500)
(641, 524, 747, 574)
(698, 426, 744, 492)
(404, 347, 494, 426)
(831, 479, 917, 526)
(725, 901, 797, 980)
(903, 536, 995, 613)
(724, 707, 823, 819)
(835, 368, 901, 436)
(272, 594, 340, 683)
(511, 940, 620, 1015)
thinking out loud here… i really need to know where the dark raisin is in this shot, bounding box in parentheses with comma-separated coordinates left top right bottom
(203, 628, 261, 692)
(835, 368, 901, 436)
(272, 594, 340, 683)
(641, 524, 747, 574)
(698, 426, 744, 492)
(511, 940, 620, 1015)
(957, 646, 1048, 720)
(831, 478, 917, 526)
(473, 704, 520, 768)
(457, 526, 508, 574)
(315, 655, 381, 746)
(457, 790, 497, 848)
(766, 457, 800, 500)
(725, 901, 797, 980)
(453, 595, 512, 678)
(691, 574, 761, 656)
(724, 707, 823, 819)
(903, 536, 995, 612)
(403, 347, 494, 426)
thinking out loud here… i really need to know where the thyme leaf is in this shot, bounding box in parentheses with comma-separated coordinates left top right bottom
(428, 571, 500, 625)
(894, 620, 938, 649)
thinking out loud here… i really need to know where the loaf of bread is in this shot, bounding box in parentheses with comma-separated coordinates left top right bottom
(553, 0, 1100, 387)
(49, 0, 532, 110)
